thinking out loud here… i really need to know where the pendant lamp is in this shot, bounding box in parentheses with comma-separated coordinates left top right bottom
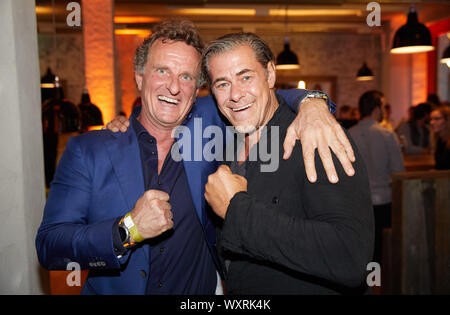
(275, 6, 300, 70)
(356, 62, 374, 81)
(391, 5, 434, 54)
(440, 45, 450, 68)
(276, 37, 300, 70)
(41, 67, 56, 89)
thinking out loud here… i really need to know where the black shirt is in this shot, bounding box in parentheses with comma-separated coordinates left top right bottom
(218, 96, 374, 294)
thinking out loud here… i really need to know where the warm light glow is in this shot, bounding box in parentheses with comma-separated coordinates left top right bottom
(171, 8, 256, 16)
(114, 16, 161, 24)
(88, 125, 104, 131)
(276, 64, 300, 70)
(269, 9, 361, 17)
(356, 76, 374, 81)
(35, 6, 52, 14)
(83, 0, 117, 124)
(391, 46, 435, 54)
(115, 29, 152, 36)
(297, 81, 306, 89)
(40, 83, 56, 88)
(440, 57, 450, 67)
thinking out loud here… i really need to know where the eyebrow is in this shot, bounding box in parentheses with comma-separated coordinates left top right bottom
(212, 68, 254, 86)
(236, 68, 253, 76)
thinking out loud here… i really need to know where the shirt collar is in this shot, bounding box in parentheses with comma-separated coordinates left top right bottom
(358, 119, 378, 127)
(131, 108, 156, 141)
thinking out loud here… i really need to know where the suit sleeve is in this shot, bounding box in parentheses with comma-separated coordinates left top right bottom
(276, 89, 337, 114)
(35, 136, 128, 270)
(220, 140, 374, 287)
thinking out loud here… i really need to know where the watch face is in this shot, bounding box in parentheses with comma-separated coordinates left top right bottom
(119, 225, 128, 242)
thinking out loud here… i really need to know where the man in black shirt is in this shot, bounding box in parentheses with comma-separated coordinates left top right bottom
(204, 33, 374, 294)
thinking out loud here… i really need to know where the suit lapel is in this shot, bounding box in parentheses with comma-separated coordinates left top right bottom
(105, 124, 145, 215)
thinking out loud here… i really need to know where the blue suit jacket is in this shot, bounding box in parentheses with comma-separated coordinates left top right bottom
(35, 90, 327, 294)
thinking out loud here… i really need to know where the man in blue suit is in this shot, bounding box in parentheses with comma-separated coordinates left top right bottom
(36, 20, 354, 295)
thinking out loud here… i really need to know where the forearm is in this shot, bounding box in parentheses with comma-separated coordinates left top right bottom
(221, 193, 371, 287)
(36, 216, 122, 270)
(220, 146, 373, 287)
(35, 138, 125, 270)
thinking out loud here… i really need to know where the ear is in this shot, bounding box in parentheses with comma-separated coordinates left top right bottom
(135, 72, 143, 91)
(266, 61, 276, 89)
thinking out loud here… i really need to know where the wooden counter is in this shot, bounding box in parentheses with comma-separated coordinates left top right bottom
(403, 154, 435, 172)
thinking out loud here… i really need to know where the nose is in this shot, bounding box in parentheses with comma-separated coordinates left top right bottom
(167, 76, 180, 95)
(230, 83, 245, 103)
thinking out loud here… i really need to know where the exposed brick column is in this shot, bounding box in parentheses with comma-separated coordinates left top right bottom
(115, 34, 144, 117)
(82, 0, 117, 123)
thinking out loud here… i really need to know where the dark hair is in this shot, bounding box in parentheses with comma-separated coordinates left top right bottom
(408, 102, 432, 147)
(427, 93, 441, 107)
(133, 19, 204, 86)
(202, 32, 274, 84)
(358, 90, 384, 118)
(412, 102, 432, 121)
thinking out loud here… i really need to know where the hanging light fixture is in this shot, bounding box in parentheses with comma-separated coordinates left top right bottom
(356, 62, 374, 81)
(391, 5, 434, 54)
(276, 6, 300, 70)
(276, 37, 300, 70)
(40, 67, 56, 89)
(440, 45, 450, 68)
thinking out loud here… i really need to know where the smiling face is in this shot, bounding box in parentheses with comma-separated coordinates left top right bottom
(208, 44, 278, 134)
(135, 39, 201, 132)
(430, 109, 446, 134)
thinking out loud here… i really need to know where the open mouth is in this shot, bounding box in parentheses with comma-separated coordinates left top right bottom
(232, 103, 253, 112)
(158, 95, 179, 105)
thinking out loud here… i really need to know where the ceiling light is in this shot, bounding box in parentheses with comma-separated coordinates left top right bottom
(171, 8, 255, 16)
(391, 6, 435, 54)
(276, 37, 300, 70)
(114, 16, 161, 24)
(115, 29, 151, 36)
(356, 63, 374, 81)
(269, 9, 361, 17)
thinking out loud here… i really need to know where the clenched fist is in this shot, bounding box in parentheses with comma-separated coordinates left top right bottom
(129, 190, 173, 241)
(204, 165, 247, 219)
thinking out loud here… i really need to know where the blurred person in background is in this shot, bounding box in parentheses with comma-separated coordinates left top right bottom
(379, 104, 394, 131)
(427, 93, 441, 108)
(337, 104, 358, 129)
(429, 106, 450, 170)
(395, 102, 432, 155)
(349, 90, 404, 266)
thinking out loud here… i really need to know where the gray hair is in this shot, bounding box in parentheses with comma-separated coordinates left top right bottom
(202, 32, 274, 84)
(133, 19, 205, 87)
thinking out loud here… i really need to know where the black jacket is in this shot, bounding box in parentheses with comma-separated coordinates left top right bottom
(217, 97, 375, 294)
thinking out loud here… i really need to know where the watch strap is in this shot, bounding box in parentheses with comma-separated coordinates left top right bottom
(123, 212, 145, 243)
(302, 91, 329, 103)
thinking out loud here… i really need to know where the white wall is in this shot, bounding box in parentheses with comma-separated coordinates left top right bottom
(0, 0, 46, 294)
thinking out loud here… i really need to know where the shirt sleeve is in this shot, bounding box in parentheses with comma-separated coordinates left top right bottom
(276, 89, 336, 114)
